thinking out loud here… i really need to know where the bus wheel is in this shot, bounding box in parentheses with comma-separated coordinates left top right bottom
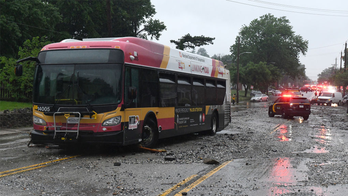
(141, 119, 158, 148)
(209, 114, 217, 136)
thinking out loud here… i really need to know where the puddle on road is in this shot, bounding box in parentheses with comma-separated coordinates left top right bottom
(274, 124, 292, 142)
(267, 157, 332, 196)
(314, 126, 332, 144)
(302, 145, 328, 153)
(268, 157, 306, 195)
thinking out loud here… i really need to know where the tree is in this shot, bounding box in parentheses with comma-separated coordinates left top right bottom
(317, 66, 336, 84)
(212, 54, 233, 70)
(0, 37, 50, 101)
(242, 62, 280, 95)
(334, 71, 348, 95)
(230, 14, 308, 80)
(196, 48, 209, 57)
(0, 0, 61, 57)
(170, 34, 215, 50)
(47, 0, 166, 40)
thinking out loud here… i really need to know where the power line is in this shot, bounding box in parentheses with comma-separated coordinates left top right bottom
(302, 51, 342, 57)
(309, 43, 344, 50)
(249, 0, 348, 14)
(226, 0, 348, 17)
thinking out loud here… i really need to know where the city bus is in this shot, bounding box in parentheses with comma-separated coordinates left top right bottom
(15, 37, 231, 147)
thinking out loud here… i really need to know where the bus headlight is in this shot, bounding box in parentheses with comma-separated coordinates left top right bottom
(33, 116, 46, 126)
(102, 116, 121, 126)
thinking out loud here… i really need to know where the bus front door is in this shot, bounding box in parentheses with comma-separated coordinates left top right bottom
(124, 109, 142, 145)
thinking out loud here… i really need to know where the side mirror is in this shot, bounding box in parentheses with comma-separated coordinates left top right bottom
(128, 87, 137, 100)
(14, 64, 23, 76)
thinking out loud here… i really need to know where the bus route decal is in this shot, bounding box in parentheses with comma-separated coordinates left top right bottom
(129, 115, 139, 130)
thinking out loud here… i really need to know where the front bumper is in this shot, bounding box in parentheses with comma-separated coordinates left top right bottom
(30, 129, 127, 146)
(316, 99, 331, 104)
(287, 109, 311, 117)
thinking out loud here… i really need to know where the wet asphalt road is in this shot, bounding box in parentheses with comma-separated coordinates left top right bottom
(1, 100, 348, 195)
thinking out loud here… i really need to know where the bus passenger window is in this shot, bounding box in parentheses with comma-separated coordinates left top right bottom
(217, 80, 226, 104)
(139, 69, 159, 107)
(125, 67, 139, 107)
(159, 75, 176, 107)
(177, 78, 191, 106)
(192, 79, 205, 106)
(206, 80, 216, 105)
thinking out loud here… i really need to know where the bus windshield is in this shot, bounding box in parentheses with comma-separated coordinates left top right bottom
(33, 63, 122, 105)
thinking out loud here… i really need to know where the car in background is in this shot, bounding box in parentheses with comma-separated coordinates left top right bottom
(292, 91, 302, 97)
(250, 90, 262, 97)
(268, 95, 311, 120)
(343, 94, 348, 105)
(317, 91, 343, 106)
(273, 90, 282, 96)
(251, 94, 268, 102)
(300, 86, 311, 92)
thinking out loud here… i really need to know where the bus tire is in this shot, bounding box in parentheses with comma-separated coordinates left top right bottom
(140, 118, 158, 148)
(209, 113, 217, 136)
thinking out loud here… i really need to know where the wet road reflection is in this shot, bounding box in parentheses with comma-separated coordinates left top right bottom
(316, 125, 332, 144)
(269, 157, 293, 195)
(275, 124, 292, 142)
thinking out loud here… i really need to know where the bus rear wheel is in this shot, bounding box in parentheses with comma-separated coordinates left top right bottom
(209, 113, 217, 136)
(140, 119, 158, 148)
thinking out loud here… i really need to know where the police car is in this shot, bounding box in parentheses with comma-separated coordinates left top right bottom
(268, 94, 311, 120)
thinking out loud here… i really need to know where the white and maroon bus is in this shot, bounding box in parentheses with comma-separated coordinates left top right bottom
(15, 37, 231, 147)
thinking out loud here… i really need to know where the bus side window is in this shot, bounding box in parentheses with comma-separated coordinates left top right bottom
(177, 77, 191, 106)
(125, 67, 139, 107)
(159, 73, 177, 107)
(217, 80, 226, 104)
(206, 80, 216, 105)
(139, 69, 159, 107)
(192, 79, 204, 106)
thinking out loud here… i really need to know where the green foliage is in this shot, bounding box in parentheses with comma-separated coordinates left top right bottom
(230, 14, 308, 80)
(0, 0, 61, 57)
(317, 67, 335, 84)
(47, 0, 166, 40)
(170, 34, 215, 50)
(0, 37, 50, 101)
(334, 71, 348, 87)
(196, 48, 210, 57)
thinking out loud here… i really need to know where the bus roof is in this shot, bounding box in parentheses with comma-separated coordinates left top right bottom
(41, 37, 228, 79)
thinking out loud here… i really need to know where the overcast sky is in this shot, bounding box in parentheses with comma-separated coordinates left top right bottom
(150, 0, 348, 82)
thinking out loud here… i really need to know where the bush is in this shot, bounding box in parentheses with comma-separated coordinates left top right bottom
(0, 37, 51, 101)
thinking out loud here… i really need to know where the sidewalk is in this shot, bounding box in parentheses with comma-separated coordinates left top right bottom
(0, 127, 32, 136)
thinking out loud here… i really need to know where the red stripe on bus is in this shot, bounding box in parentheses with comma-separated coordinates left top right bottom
(158, 117, 175, 130)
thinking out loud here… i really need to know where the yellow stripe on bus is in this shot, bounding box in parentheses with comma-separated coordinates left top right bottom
(160, 46, 170, 69)
(213, 60, 219, 78)
(205, 106, 210, 115)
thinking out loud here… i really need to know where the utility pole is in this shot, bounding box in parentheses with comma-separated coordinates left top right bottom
(332, 58, 337, 73)
(106, 0, 112, 36)
(340, 51, 342, 71)
(345, 42, 347, 72)
(236, 37, 240, 104)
